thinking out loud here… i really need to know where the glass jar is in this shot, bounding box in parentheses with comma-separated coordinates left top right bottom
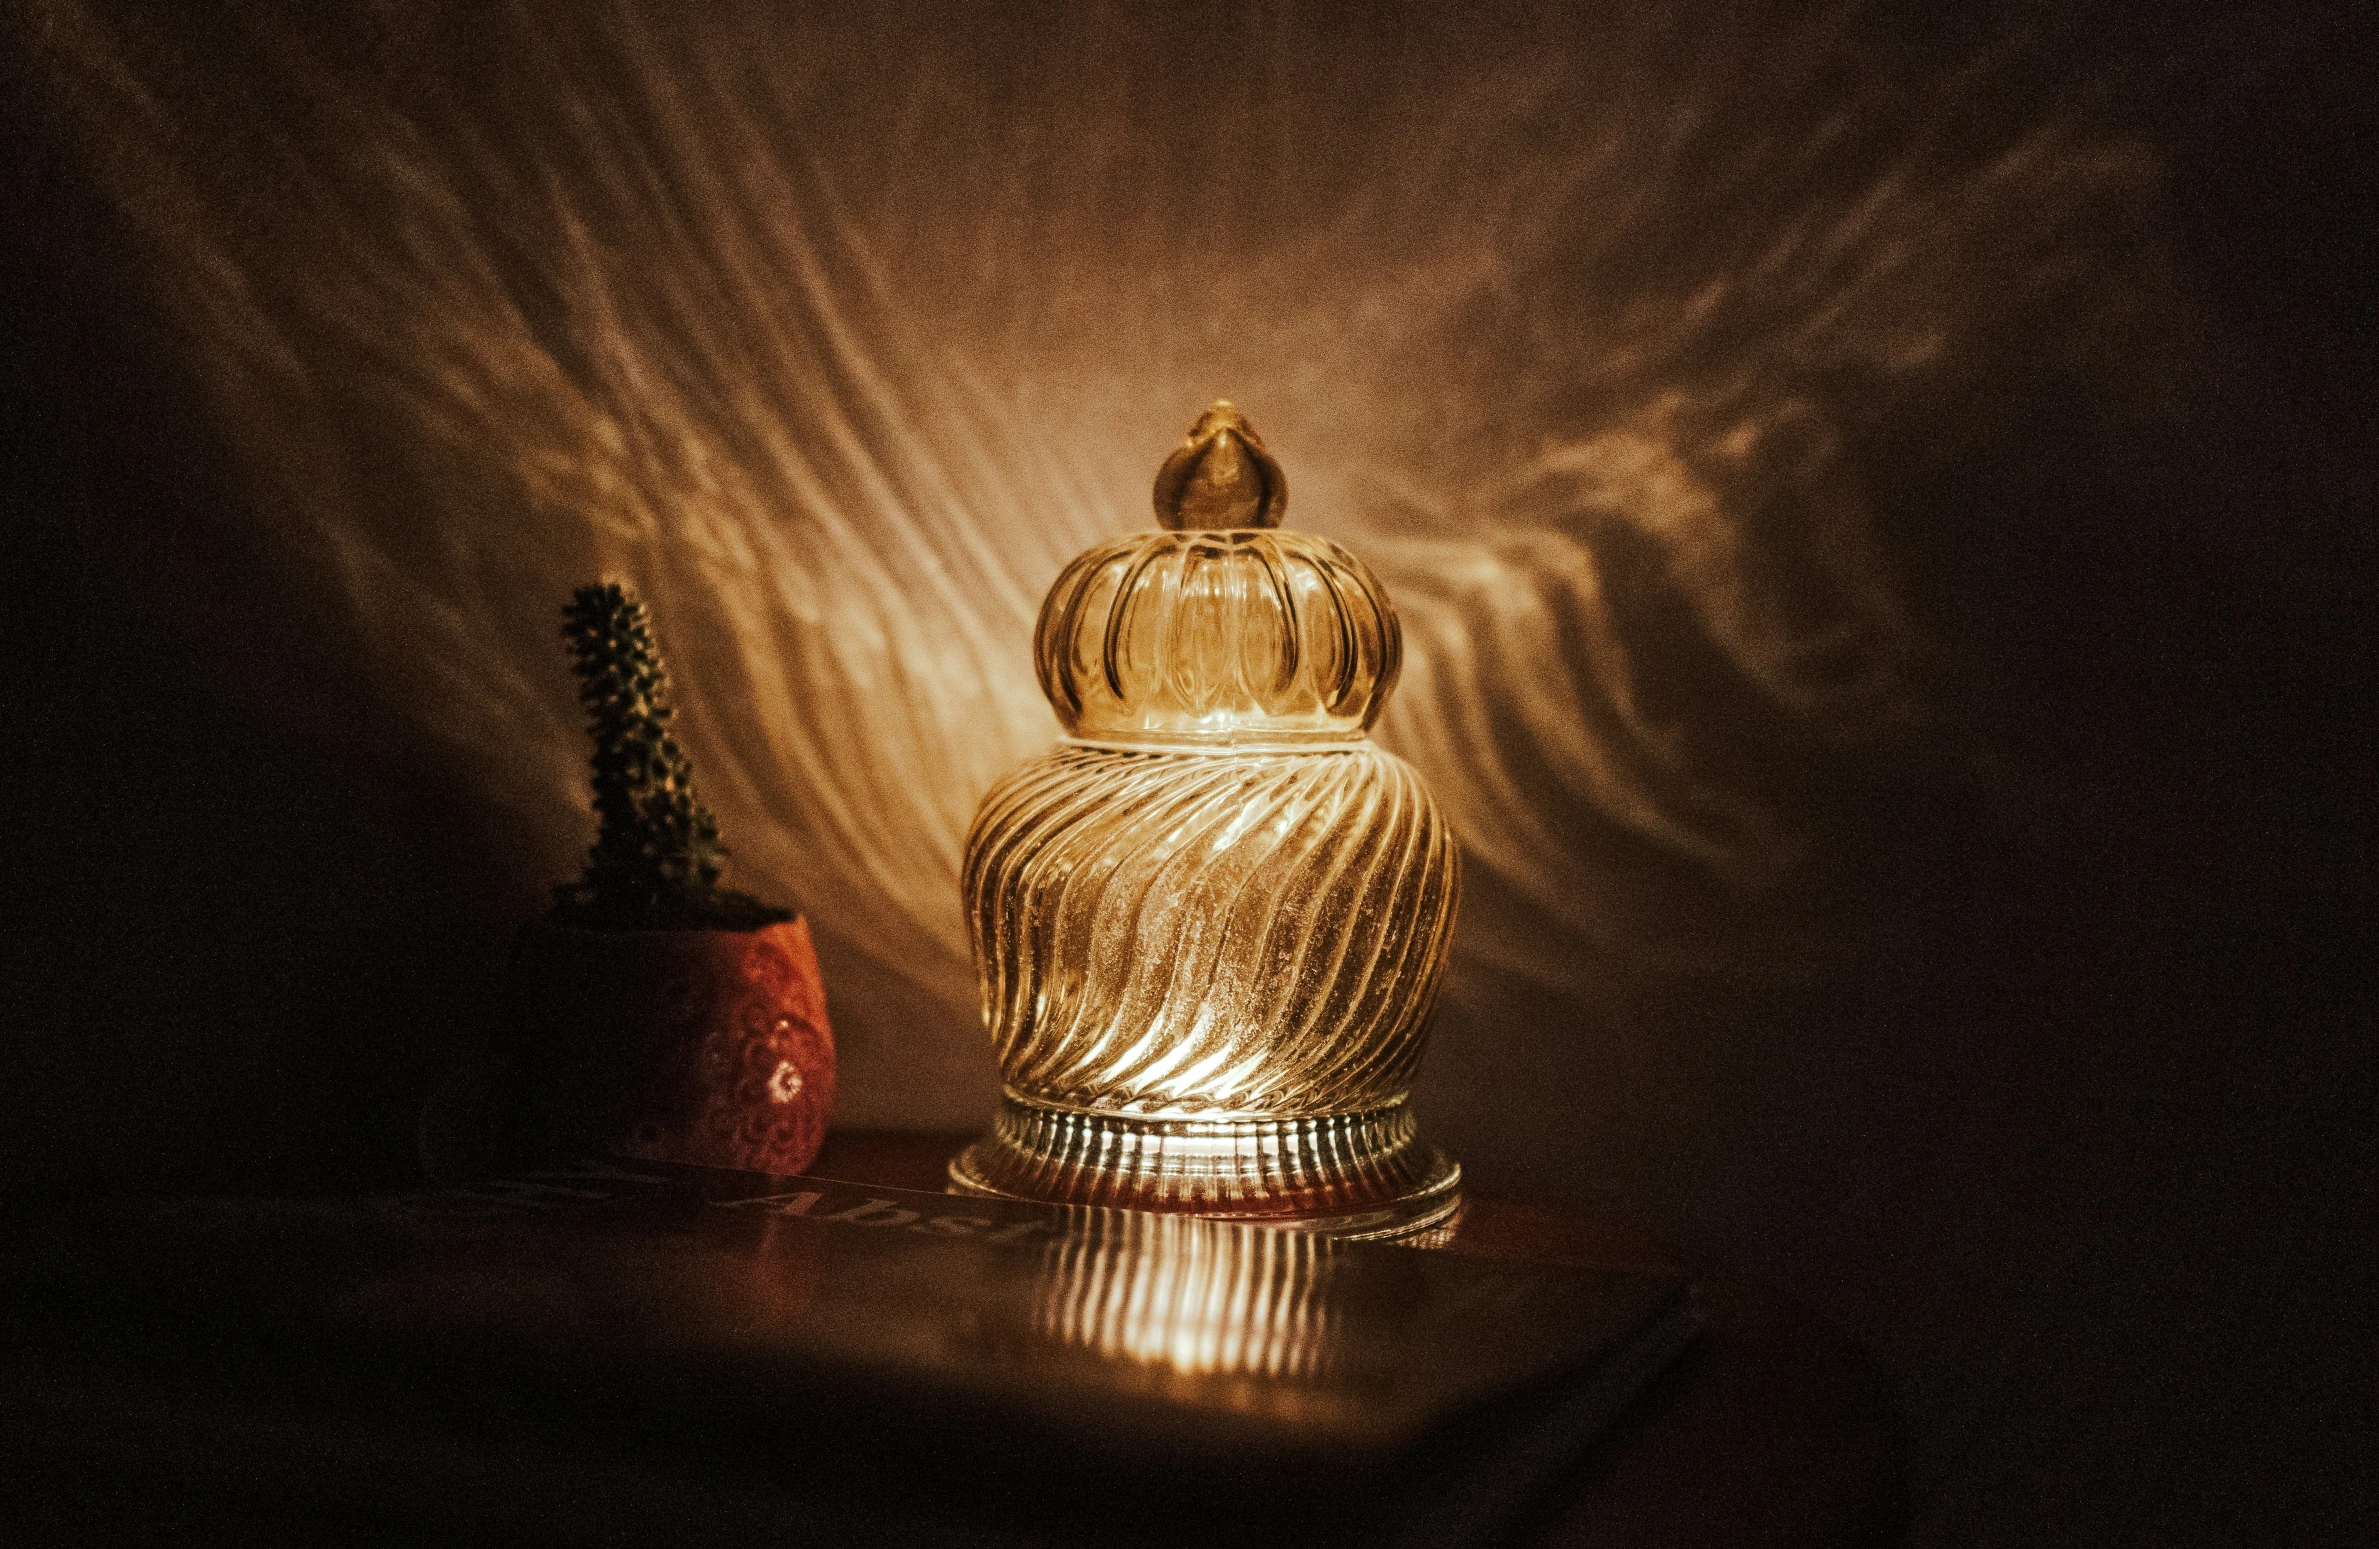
(951, 404, 1461, 1240)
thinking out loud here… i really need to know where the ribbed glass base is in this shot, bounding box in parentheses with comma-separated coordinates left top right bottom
(948, 1097, 1462, 1241)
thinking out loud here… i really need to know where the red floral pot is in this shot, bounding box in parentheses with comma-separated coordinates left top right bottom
(503, 917, 835, 1176)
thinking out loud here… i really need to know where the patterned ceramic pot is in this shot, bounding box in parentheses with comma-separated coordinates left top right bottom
(504, 917, 835, 1176)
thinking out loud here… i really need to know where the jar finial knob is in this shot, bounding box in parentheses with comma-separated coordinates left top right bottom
(1152, 400, 1287, 531)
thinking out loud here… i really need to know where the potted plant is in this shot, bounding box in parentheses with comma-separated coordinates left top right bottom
(497, 582, 834, 1176)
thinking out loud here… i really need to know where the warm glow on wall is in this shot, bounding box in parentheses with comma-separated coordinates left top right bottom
(21, 0, 2179, 1121)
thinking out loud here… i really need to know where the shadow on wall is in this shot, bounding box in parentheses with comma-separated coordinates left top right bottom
(0, 3, 2366, 1545)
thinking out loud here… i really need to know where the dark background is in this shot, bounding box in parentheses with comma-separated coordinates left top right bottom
(2, 3, 2370, 1544)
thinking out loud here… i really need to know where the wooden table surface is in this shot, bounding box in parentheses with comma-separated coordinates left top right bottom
(810, 1130, 1905, 1549)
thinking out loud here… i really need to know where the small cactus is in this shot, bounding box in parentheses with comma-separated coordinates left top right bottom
(551, 582, 789, 931)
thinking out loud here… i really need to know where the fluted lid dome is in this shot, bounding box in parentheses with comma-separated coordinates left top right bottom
(1034, 404, 1403, 749)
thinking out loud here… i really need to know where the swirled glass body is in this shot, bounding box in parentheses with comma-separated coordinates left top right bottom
(968, 744, 1456, 1115)
(956, 742, 1460, 1222)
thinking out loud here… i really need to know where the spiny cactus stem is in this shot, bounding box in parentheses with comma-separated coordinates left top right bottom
(554, 581, 778, 930)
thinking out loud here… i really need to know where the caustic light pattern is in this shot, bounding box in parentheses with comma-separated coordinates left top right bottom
(1034, 1212, 1333, 1381)
(17, 0, 2187, 1114)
